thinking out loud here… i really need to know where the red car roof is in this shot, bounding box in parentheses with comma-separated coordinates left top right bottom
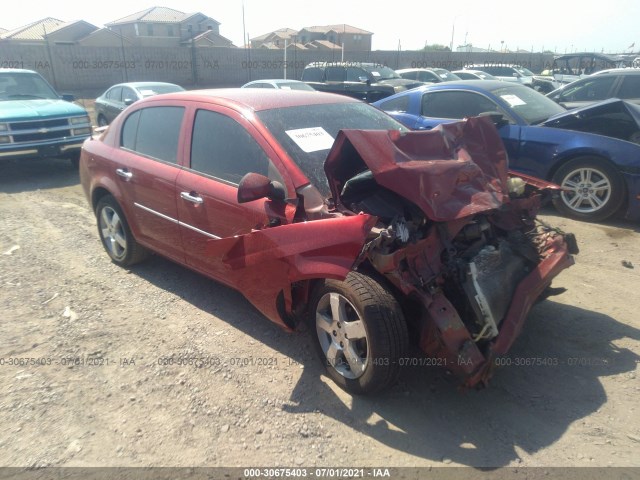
(146, 88, 359, 112)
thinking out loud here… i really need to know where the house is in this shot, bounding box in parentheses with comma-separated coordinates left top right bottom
(251, 24, 372, 51)
(77, 28, 134, 47)
(306, 40, 341, 51)
(105, 6, 232, 47)
(250, 28, 298, 49)
(44, 20, 98, 45)
(297, 24, 372, 51)
(0, 17, 66, 44)
(188, 30, 234, 48)
(0, 18, 98, 45)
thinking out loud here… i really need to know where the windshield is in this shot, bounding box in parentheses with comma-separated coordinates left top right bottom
(0, 72, 60, 100)
(515, 67, 535, 76)
(362, 65, 400, 80)
(491, 85, 566, 124)
(257, 102, 408, 196)
(433, 69, 461, 81)
(277, 82, 315, 91)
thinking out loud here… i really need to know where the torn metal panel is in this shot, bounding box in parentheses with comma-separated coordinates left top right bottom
(325, 116, 509, 221)
(542, 98, 640, 144)
(205, 214, 377, 328)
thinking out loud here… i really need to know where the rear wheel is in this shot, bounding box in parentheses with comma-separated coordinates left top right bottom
(551, 157, 625, 222)
(309, 272, 408, 395)
(95, 195, 148, 266)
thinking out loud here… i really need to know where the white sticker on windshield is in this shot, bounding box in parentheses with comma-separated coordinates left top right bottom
(371, 71, 381, 77)
(285, 127, 335, 153)
(139, 89, 156, 95)
(500, 94, 526, 107)
(281, 86, 292, 90)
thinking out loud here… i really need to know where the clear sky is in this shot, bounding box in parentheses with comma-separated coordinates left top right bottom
(2, 0, 638, 54)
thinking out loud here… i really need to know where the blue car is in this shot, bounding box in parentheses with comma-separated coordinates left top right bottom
(373, 81, 640, 222)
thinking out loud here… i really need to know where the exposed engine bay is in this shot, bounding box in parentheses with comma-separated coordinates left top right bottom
(322, 117, 578, 386)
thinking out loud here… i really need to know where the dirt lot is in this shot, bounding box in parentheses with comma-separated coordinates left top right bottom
(0, 157, 639, 473)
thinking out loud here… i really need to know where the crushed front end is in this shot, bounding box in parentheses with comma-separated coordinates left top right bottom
(324, 117, 578, 387)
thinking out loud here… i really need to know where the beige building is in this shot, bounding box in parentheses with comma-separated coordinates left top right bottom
(0, 17, 97, 45)
(105, 6, 232, 47)
(251, 24, 372, 51)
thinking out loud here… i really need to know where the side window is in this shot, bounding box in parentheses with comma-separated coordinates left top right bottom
(401, 71, 417, 80)
(563, 76, 615, 101)
(121, 87, 137, 102)
(421, 91, 499, 119)
(190, 109, 279, 185)
(378, 95, 410, 113)
(107, 86, 122, 101)
(302, 67, 323, 82)
(419, 71, 436, 82)
(617, 76, 640, 99)
(121, 110, 140, 150)
(120, 106, 184, 164)
(346, 67, 367, 82)
(326, 66, 346, 82)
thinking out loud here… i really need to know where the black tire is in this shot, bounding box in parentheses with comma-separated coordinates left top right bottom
(97, 115, 108, 127)
(309, 272, 409, 395)
(68, 154, 80, 169)
(95, 194, 149, 267)
(551, 156, 625, 222)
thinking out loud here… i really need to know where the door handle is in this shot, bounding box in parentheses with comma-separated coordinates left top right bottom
(180, 191, 204, 205)
(116, 168, 132, 180)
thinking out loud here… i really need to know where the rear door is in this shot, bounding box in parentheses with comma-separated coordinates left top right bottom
(114, 104, 186, 262)
(175, 105, 295, 283)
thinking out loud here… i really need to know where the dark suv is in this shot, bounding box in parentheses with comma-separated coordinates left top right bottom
(301, 62, 423, 102)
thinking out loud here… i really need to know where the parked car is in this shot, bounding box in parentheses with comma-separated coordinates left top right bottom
(535, 53, 630, 94)
(301, 62, 423, 102)
(79, 88, 576, 394)
(0, 68, 91, 167)
(465, 64, 535, 87)
(452, 69, 498, 80)
(241, 79, 315, 90)
(396, 68, 461, 83)
(546, 69, 640, 109)
(373, 81, 640, 222)
(94, 82, 185, 126)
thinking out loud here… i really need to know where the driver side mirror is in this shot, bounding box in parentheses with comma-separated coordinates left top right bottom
(237, 172, 286, 203)
(123, 98, 135, 106)
(358, 76, 371, 85)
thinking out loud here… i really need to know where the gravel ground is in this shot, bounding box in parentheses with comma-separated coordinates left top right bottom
(0, 157, 638, 476)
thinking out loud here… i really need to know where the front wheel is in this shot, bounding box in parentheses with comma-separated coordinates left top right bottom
(97, 114, 108, 127)
(551, 157, 625, 222)
(95, 195, 149, 266)
(309, 272, 409, 395)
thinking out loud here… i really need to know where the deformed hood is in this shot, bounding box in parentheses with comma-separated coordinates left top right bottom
(541, 98, 640, 144)
(324, 116, 510, 221)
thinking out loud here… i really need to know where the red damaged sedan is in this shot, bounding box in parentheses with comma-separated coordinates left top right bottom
(79, 89, 577, 394)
